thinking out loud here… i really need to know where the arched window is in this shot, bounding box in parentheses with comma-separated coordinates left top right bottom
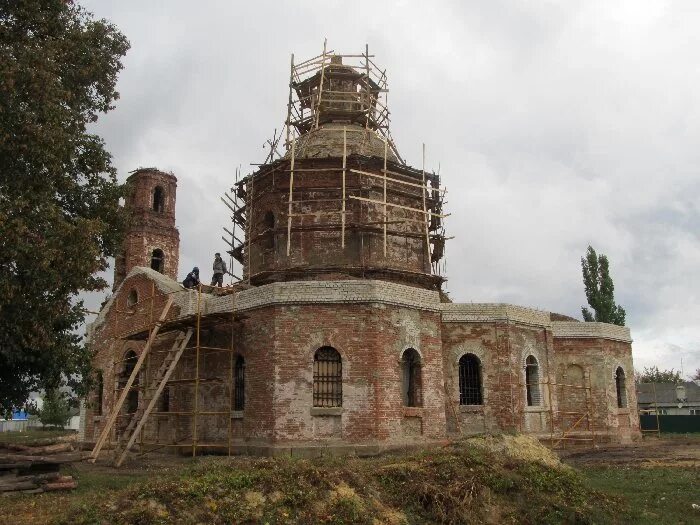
(263, 211, 275, 251)
(234, 356, 245, 410)
(122, 350, 139, 414)
(458, 354, 482, 405)
(160, 387, 170, 412)
(525, 355, 541, 407)
(313, 347, 342, 407)
(150, 249, 164, 273)
(615, 367, 627, 408)
(95, 371, 104, 416)
(127, 289, 138, 308)
(153, 186, 165, 213)
(402, 348, 422, 407)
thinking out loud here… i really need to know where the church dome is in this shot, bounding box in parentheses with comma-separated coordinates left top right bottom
(284, 123, 398, 162)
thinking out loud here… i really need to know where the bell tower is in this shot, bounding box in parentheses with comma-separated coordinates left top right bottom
(113, 168, 180, 289)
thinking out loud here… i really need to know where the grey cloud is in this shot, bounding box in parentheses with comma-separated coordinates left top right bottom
(80, 0, 700, 375)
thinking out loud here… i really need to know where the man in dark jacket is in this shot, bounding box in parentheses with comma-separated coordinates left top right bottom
(183, 267, 200, 289)
(211, 253, 227, 287)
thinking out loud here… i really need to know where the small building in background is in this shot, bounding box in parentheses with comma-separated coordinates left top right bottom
(637, 381, 700, 416)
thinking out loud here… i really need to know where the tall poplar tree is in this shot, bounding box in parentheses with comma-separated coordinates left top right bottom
(581, 246, 626, 326)
(0, 1, 130, 413)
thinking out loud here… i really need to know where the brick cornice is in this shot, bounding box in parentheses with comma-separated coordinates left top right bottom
(91, 274, 632, 344)
(550, 321, 632, 343)
(441, 303, 551, 327)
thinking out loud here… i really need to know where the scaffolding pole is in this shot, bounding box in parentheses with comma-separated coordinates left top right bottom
(313, 39, 328, 130)
(192, 284, 202, 457)
(421, 143, 431, 271)
(342, 126, 347, 248)
(383, 138, 388, 257)
(286, 138, 296, 257)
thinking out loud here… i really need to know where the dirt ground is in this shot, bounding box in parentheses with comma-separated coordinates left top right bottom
(84, 434, 700, 472)
(559, 434, 700, 468)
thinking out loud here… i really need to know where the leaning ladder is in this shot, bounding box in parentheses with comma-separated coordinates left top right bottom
(88, 295, 175, 463)
(114, 327, 194, 467)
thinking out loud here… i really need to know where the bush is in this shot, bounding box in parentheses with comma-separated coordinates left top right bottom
(36, 389, 71, 429)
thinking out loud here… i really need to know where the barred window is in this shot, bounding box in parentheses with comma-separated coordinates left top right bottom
(234, 355, 245, 411)
(615, 367, 627, 408)
(459, 354, 482, 405)
(402, 348, 422, 407)
(313, 347, 342, 407)
(525, 355, 541, 407)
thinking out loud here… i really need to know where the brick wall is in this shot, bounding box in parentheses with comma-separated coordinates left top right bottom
(84, 276, 639, 453)
(242, 156, 441, 290)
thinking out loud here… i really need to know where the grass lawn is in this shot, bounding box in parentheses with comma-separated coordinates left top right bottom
(581, 466, 700, 525)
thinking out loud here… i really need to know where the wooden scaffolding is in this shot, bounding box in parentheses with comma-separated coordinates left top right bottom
(221, 44, 450, 284)
(88, 284, 241, 466)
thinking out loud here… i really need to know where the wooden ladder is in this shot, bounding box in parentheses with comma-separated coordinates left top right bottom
(88, 295, 175, 463)
(114, 327, 193, 467)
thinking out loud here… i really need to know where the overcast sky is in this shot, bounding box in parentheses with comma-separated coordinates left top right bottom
(81, 0, 700, 377)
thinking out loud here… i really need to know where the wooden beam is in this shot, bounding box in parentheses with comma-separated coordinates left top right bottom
(286, 138, 296, 257)
(348, 196, 450, 218)
(115, 329, 193, 467)
(88, 295, 175, 463)
(342, 126, 347, 248)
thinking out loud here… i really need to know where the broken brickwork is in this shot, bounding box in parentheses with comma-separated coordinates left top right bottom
(113, 168, 179, 289)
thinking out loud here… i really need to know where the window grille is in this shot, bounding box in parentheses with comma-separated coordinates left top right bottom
(313, 347, 342, 407)
(615, 367, 627, 408)
(459, 354, 482, 405)
(525, 355, 541, 407)
(402, 348, 422, 407)
(234, 356, 245, 410)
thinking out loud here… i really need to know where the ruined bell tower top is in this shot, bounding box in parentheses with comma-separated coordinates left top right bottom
(113, 168, 180, 289)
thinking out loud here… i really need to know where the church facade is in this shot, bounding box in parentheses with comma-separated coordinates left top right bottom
(83, 49, 639, 458)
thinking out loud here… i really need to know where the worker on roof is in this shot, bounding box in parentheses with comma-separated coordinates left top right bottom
(183, 267, 200, 289)
(211, 253, 228, 287)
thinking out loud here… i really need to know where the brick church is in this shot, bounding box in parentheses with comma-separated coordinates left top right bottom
(83, 48, 639, 461)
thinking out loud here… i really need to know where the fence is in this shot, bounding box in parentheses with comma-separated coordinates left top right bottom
(0, 420, 28, 432)
(639, 414, 700, 433)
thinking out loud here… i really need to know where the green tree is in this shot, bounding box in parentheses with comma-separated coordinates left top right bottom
(35, 389, 72, 429)
(581, 246, 626, 325)
(0, 2, 129, 414)
(636, 366, 682, 384)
